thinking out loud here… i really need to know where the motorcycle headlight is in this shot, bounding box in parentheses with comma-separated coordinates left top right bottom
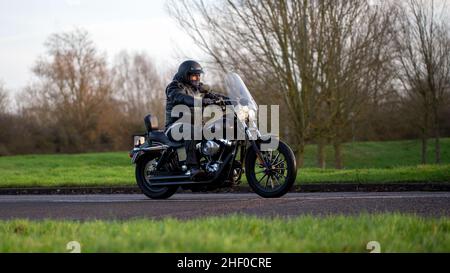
(236, 106, 249, 121)
(248, 109, 256, 121)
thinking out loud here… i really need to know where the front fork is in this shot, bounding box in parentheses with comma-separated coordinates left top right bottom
(245, 127, 268, 168)
(250, 140, 268, 167)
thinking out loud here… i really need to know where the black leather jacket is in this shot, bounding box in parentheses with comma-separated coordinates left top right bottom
(164, 74, 225, 130)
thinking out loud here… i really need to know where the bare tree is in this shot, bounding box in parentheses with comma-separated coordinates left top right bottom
(167, 0, 397, 169)
(0, 81, 8, 114)
(0, 81, 11, 155)
(25, 29, 114, 152)
(394, 0, 450, 164)
(167, 0, 326, 167)
(314, 1, 398, 168)
(11, 30, 169, 154)
(112, 51, 166, 128)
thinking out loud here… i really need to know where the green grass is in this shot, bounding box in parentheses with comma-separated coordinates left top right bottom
(0, 139, 449, 188)
(297, 165, 450, 184)
(0, 152, 132, 188)
(301, 138, 450, 169)
(0, 214, 448, 253)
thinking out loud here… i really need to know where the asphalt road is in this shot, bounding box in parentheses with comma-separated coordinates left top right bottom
(0, 192, 449, 220)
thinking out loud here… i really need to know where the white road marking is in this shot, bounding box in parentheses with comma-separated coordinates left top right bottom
(0, 192, 448, 203)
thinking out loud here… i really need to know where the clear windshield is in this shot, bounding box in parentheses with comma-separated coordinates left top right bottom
(223, 73, 258, 111)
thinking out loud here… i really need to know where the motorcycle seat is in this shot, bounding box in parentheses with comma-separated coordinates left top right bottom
(149, 131, 184, 148)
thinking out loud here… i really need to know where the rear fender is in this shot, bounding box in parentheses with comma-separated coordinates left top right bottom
(129, 145, 168, 164)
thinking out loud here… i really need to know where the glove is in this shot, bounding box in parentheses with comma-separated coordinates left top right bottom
(199, 83, 213, 93)
(202, 98, 216, 106)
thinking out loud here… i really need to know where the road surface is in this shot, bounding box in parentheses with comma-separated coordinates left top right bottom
(0, 192, 448, 220)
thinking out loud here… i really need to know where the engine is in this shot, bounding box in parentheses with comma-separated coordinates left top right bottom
(197, 141, 221, 156)
(196, 140, 232, 174)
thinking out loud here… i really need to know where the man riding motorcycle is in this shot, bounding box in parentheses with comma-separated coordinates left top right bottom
(132, 69, 297, 199)
(164, 60, 226, 179)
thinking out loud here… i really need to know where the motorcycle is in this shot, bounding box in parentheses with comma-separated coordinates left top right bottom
(129, 73, 297, 199)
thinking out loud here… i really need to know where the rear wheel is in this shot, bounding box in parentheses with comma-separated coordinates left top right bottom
(245, 141, 297, 198)
(135, 155, 178, 199)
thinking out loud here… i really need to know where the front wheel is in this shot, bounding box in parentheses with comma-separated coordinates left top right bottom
(245, 141, 297, 198)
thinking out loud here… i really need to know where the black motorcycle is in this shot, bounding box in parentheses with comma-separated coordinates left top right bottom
(129, 73, 297, 199)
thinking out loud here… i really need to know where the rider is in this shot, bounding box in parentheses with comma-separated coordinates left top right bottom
(164, 60, 224, 179)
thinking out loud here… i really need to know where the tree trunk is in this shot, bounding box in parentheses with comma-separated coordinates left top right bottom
(317, 139, 326, 169)
(295, 142, 305, 168)
(434, 108, 441, 164)
(435, 136, 441, 164)
(421, 109, 429, 165)
(421, 136, 428, 165)
(333, 141, 343, 169)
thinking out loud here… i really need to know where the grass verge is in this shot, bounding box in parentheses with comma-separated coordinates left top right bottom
(0, 214, 448, 253)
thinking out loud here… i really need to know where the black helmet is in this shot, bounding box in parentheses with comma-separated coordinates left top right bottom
(177, 60, 204, 86)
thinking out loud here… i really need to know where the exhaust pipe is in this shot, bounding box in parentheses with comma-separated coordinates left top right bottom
(148, 174, 190, 182)
(149, 181, 204, 186)
(148, 153, 234, 187)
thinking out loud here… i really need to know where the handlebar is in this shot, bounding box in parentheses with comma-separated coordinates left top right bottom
(214, 98, 236, 106)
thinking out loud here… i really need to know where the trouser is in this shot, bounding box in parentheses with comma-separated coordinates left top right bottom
(166, 123, 202, 168)
(184, 139, 200, 167)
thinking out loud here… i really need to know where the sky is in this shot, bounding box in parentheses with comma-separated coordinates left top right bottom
(0, 0, 202, 93)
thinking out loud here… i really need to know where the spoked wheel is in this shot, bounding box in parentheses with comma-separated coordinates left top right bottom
(135, 155, 178, 199)
(245, 141, 297, 198)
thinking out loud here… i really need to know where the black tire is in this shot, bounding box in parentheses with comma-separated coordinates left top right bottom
(245, 141, 297, 198)
(135, 155, 178, 199)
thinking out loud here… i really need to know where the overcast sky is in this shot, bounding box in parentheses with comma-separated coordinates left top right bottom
(0, 0, 201, 93)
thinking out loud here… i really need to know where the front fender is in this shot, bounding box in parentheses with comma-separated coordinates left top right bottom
(258, 134, 279, 144)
